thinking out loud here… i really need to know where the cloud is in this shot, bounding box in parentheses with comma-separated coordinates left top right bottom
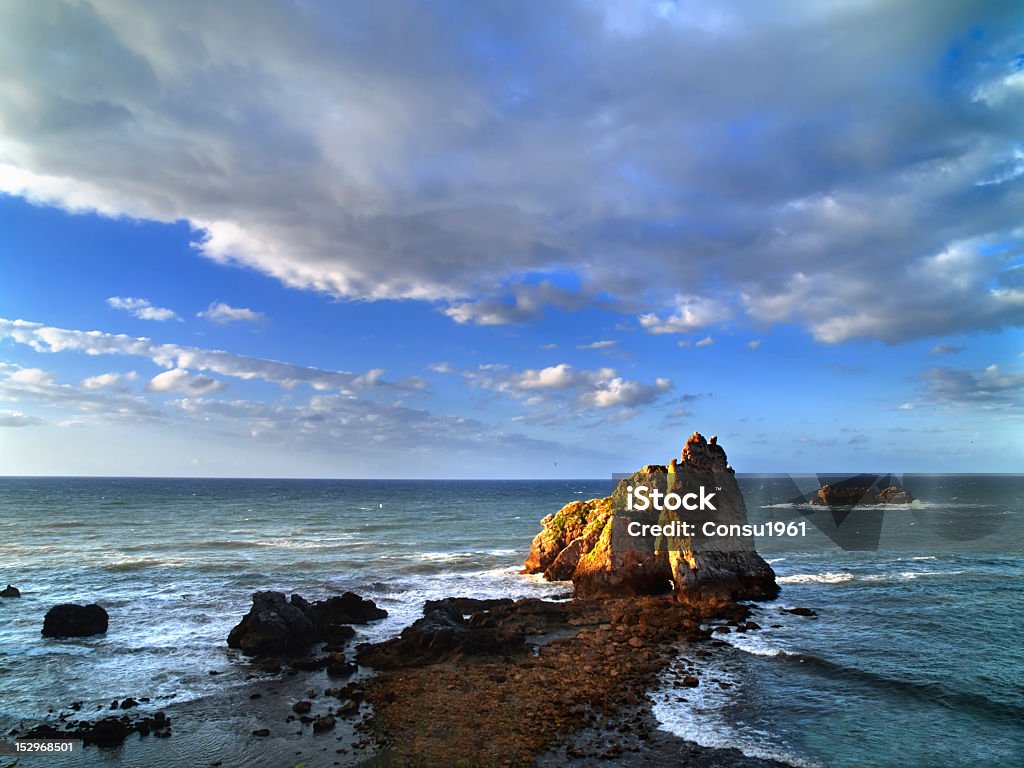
(198, 302, 267, 324)
(747, 339, 762, 350)
(81, 371, 137, 390)
(146, 368, 226, 395)
(577, 340, 616, 350)
(107, 297, 180, 322)
(8, 367, 54, 386)
(0, 409, 42, 427)
(695, 336, 714, 348)
(638, 296, 724, 335)
(2, 2, 1022, 343)
(441, 362, 672, 414)
(0, 317, 392, 394)
(922, 363, 1024, 410)
(929, 343, 965, 357)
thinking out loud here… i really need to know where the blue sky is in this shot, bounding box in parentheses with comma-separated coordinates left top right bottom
(0, 1, 1022, 477)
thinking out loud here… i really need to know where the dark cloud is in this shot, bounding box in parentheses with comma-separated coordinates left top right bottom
(1, 1, 1022, 342)
(922, 363, 1024, 409)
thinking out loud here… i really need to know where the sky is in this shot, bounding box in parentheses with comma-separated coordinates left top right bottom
(0, 0, 1022, 477)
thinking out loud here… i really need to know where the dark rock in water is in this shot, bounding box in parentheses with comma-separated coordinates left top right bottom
(312, 714, 336, 733)
(422, 597, 514, 615)
(356, 603, 524, 669)
(310, 592, 387, 625)
(1, 584, 20, 598)
(227, 590, 385, 656)
(22, 711, 170, 748)
(782, 606, 817, 617)
(524, 432, 778, 606)
(292, 700, 312, 714)
(252, 728, 270, 737)
(42, 603, 108, 637)
(810, 483, 915, 506)
(119, 698, 138, 710)
(227, 592, 315, 655)
(681, 675, 700, 688)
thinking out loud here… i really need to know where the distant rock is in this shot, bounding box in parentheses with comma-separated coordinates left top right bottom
(523, 432, 778, 606)
(227, 590, 387, 656)
(42, 603, 108, 638)
(810, 483, 914, 506)
(1, 584, 20, 598)
(782, 606, 817, 617)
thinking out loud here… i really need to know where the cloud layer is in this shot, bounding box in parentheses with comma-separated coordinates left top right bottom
(1, 2, 1022, 343)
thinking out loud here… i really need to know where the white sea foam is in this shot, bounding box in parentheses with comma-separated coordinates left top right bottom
(777, 571, 855, 584)
(652, 658, 820, 768)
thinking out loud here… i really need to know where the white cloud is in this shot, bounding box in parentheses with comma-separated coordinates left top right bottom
(146, 368, 226, 395)
(81, 371, 137, 390)
(577, 340, 616, 349)
(0, 317, 391, 395)
(0, 409, 42, 427)
(747, 339, 762, 350)
(695, 336, 714, 347)
(440, 362, 672, 414)
(198, 302, 267, 324)
(1, 2, 1023, 342)
(8, 367, 54, 386)
(107, 297, 180, 322)
(638, 295, 724, 335)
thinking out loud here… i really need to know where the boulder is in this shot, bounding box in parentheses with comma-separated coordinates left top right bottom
(1, 584, 20, 598)
(227, 592, 315, 655)
(227, 590, 387, 656)
(877, 486, 915, 504)
(810, 483, 915, 506)
(42, 603, 108, 638)
(356, 603, 524, 669)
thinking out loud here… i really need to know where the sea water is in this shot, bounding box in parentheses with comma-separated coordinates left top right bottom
(1, 476, 1022, 767)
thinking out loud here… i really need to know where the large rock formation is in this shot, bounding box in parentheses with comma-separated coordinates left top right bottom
(227, 590, 386, 655)
(42, 603, 109, 638)
(523, 433, 778, 605)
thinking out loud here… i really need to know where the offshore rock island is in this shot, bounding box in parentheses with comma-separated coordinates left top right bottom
(523, 432, 779, 606)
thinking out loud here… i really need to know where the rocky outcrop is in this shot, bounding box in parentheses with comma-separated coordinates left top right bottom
(227, 590, 387, 655)
(356, 600, 526, 669)
(523, 433, 778, 605)
(0, 584, 20, 597)
(810, 483, 914, 506)
(42, 603, 108, 638)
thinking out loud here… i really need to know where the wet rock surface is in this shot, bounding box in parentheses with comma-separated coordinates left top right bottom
(227, 590, 386, 656)
(41, 603, 108, 638)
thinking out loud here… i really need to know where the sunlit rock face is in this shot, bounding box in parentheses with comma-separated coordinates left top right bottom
(523, 433, 778, 605)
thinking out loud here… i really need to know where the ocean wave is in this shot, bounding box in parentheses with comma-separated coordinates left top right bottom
(652, 662, 820, 768)
(778, 571, 855, 584)
(103, 557, 188, 572)
(718, 631, 787, 657)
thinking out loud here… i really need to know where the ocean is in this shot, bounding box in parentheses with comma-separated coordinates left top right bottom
(1, 476, 1022, 767)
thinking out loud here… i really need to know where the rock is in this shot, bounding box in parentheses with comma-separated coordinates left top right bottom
(681, 675, 700, 688)
(877, 486, 915, 504)
(356, 604, 524, 669)
(119, 698, 138, 710)
(227, 592, 315, 655)
(810, 483, 915, 506)
(292, 700, 312, 714)
(1, 584, 20, 598)
(782, 606, 817, 617)
(23, 712, 170, 747)
(227, 591, 385, 656)
(524, 432, 778, 604)
(252, 728, 270, 737)
(42, 603, 108, 638)
(521, 498, 613, 578)
(423, 597, 514, 615)
(312, 714, 336, 734)
(309, 592, 387, 625)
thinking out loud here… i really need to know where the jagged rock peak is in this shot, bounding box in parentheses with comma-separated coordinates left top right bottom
(679, 431, 731, 473)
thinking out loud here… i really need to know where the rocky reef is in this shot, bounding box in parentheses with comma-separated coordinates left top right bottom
(810, 483, 915, 506)
(523, 433, 778, 606)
